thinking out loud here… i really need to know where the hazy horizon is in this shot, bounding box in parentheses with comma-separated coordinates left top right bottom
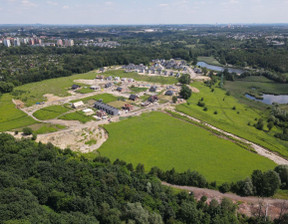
(0, 0, 287, 25)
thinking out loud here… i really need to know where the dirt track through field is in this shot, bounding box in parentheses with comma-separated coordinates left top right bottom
(171, 110, 288, 165)
(162, 182, 288, 219)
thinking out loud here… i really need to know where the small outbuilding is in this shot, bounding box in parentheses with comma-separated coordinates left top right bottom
(165, 90, 174, 96)
(72, 101, 84, 109)
(148, 95, 158, 103)
(71, 84, 80, 90)
(129, 94, 139, 101)
(149, 86, 157, 92)
(105, 83, 113, 88)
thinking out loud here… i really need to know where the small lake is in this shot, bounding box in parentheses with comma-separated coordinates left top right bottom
(245, 94, 288, 105)
(197, 62, 245, 74)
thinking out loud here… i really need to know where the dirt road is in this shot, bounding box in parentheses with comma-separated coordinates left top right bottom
(162, 182, 288, 219)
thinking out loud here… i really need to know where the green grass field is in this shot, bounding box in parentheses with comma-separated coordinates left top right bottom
(99, 112, 275, 184)
(102, 70, 178, 85)
(70, 93, 118, 104)
(198, 56, 222, 66)
(129, 86, 148, 93)
(10, 71, 99, 106)
(9, 70, 176, 107)
(58, 111, 94, 123)
(225, 76, 288, 97)
(0, 94, 37, 132)
(176, 82, 288, 158)
(33, 105, 70, 120)
(76, 87, 95, 94)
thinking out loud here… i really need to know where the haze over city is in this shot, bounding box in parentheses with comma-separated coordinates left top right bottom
(1, 0, 288, 24)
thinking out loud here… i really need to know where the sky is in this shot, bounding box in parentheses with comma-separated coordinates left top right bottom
(0, 0, 288, 25)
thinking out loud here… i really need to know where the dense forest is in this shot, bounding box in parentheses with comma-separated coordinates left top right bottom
(1, 133, 287, 224)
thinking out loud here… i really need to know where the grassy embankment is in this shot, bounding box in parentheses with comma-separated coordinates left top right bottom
(176, 82, 288, 159)
(99, 112, 275, 184)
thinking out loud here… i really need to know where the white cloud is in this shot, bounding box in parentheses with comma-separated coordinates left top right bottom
(46, 1, 58, 6)
(105, 1, 113, 6)
(21, 0, 37, 7)
(62, 5, 70, 9)
(159, 3, 169, 7)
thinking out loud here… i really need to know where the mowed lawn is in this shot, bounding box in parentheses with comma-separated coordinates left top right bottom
(0, 94, 37, 131)
(176, 82, 288, 159)
(33, 105, 70, 120)
(99, 112, 275, 184)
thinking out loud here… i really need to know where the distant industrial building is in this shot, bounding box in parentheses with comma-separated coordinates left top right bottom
(94, 101, 119, 116)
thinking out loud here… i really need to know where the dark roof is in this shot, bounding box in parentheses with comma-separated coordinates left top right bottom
(94, 101, 119, 115)
(165, 90, 174, 96)
(129, 94, 138, 100)
(148, 95, 158, 102)
(72, 84, 80, 89)
(149, 86, 157, 92)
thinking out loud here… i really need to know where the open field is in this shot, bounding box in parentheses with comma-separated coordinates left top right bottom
(58, 111, 94, 123)
(13, 123, 66, 135)
(225, 76, 288, 97)
(102, 70, 178, 84)
(198, 56, 222, 66)
(10, 71, 98, 106)
(0, 94, 37, 131)
(76, 87, 95, 94)
(33, 105, 70, 120)
(70, 93, 118, 104)
(9, 69, 176, 107)
(176, 82, 288, 158)
(99, 112, 275, 184)
(129, 86, 148, 93)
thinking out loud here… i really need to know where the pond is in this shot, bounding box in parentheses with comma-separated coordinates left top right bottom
(245, 94, 288, 105)
(197, 62, 245, 74)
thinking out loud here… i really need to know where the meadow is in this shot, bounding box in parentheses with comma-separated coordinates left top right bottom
(176, 82, 288, 158)
(101, 70, 178, 85)
(99, 112, 275, 184)
(197, 56, 222, 66)
(10, 70, 176, 108)
(58, 111, 94, 123)
(70, 93, 118, 104)
(225, 76, 288, 101)
(33, 105, 70, 120)
(0, 94, 37, 132)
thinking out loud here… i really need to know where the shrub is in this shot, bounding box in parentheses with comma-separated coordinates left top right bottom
(232, 106, 236, 110)
(219, 183, 230, 193)
(197, 101, 205, 107)
(22, 127, 33, 136)
(32, 133, 37, 141)
(203, 107, 208, 111)
(214, 111, 218, 115)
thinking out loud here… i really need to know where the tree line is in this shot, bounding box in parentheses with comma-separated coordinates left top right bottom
(0, 133, 286, 223)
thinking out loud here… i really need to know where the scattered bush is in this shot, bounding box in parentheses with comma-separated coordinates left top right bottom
(22, 127, 33, 136)
(197, 101, 205, 107)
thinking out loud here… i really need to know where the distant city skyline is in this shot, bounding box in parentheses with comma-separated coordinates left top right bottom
(0, 0, 288, 25)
